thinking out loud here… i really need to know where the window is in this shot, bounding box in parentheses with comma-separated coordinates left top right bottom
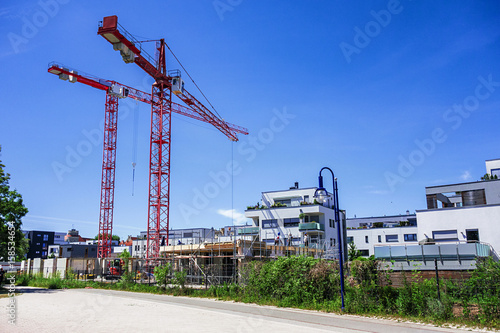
(432, 230, 458, 241)
(284, 218, 300, 227)
(385, 235, 398, 242)
(404, 234, 417, 241)
(330, 238, 333, 247)
(346, 236, 354, 244)
(329, 219, 335, 228)
(184, 232, 193, 238)
(42, 243, 47, 248)
(359, 250, 369, 257)
(303, 195, 309, 203)
(305, 215, 320, 223)
(365, 236, 369, 243)
(67, 248, 72, 252)
(275, 199, 291, 207)
(492, 168, 500, 178)
(262, 219, 278, 228)
(378, 235, 381, 243)
(43, 234, 49, 241)
(466, 229, 479, 242)
(36, 243, 40, 246)
(35, 251, 40, 254)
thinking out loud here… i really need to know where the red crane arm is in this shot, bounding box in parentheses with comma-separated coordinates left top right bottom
(47, 63, 248, 135)
(174, 89, 240, 141)
(97, 16, 244, 141)
(97, 16, 165, 82)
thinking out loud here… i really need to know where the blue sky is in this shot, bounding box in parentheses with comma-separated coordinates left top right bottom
(1, 1, 499, 239)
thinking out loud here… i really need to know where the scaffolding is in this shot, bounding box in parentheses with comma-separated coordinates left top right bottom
(150, 236, 336, 286)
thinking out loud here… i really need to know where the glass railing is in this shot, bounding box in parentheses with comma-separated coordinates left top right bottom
(298, 223, 325, 231)
(374, 242, 498, 262)
(237, 227, 259, 235)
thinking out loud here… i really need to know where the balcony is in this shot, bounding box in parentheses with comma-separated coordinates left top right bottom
(298, 222, 325, 232)
(237, 227, 259, 235)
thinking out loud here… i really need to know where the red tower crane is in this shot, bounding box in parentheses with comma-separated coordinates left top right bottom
(49, 14, 247, 260)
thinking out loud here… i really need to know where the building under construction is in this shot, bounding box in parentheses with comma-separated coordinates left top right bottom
(153, 238, 333, 285)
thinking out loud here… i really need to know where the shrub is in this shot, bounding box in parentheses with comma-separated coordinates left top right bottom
(173, 270, 187, 289)
(154, 264, 172, 289)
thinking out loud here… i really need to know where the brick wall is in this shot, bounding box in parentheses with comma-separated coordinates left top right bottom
(382, 270, 473, 287)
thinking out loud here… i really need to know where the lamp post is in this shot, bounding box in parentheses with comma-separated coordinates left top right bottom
(314, 167, 345, 311)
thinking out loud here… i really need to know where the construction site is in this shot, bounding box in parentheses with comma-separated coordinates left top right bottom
(22, 236, 333, 286)
(38, 14, 346, 284)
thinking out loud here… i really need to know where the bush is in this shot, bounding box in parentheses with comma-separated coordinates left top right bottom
(173, 270, 187, 289)
(15, 273, 31, 286)
(154, 264, 171, 288)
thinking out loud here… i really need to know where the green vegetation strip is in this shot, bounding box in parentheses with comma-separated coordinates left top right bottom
(7, 256, 500, 330)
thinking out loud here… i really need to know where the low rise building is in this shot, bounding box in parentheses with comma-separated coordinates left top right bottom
(24, 230, 54, 259)
(48, 244, 98, 258)
(346, 214, 418, 257)
(417, 160, 500, 253)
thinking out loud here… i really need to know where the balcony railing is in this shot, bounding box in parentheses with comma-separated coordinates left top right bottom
(375, 242, 499, 262)
(298, 222, 325, 232)
(237, 227, 259, 235)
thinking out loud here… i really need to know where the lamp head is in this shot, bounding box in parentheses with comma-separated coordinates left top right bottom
(314, 187, 328, 203)
(314, 174, 328, 203)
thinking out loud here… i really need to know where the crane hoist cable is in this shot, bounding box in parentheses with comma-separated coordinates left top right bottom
(164, 41, 223, 120)
(131, 103, 139, 196)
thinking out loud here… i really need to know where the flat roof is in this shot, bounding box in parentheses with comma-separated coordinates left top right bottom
(425, 178, 500, 190)
(262, 187, 318, 194)
(416, 203, 500, 213)
(347, 214, 416, 220)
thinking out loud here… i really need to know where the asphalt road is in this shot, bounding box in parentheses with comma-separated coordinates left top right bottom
(0, 287, 490, 333)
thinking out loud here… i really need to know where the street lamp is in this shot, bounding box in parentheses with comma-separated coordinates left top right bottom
(314, 167, 345, 311)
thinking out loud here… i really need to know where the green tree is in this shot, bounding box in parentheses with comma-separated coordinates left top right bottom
(118, 249, 133, 285)
(154, 263, 172, 289)
(348, 241, 361, 261)
(0, 146, 29, 261)
(94, 234, 120, 241)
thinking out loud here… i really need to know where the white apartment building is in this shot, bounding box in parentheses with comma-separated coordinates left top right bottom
(417, 160, 500, 255)
(349, 159, 500, 268)
(346, 214, 418, 257)
(244, 182, 347, 260)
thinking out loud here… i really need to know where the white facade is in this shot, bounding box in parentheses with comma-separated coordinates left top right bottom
(53, 232, 67, 245)
(486, 158, 500, 178)
(414, 160, 500, 256)
(245, 185, 346, 259)
(112, 246, 132, 255)
(416, 204, 500, 255)
(132, 239, 150, 259)
(347, 226, 418, 257)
